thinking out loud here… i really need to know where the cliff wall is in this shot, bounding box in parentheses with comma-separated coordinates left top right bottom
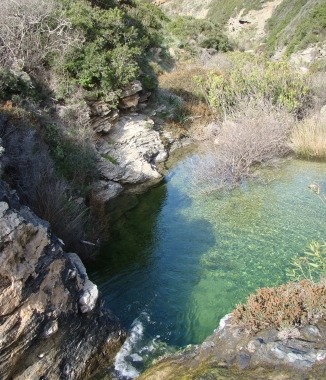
(0, 182, 126, 379)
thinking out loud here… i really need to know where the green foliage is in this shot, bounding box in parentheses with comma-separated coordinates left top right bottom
(58, 0, 167, 99)
(0, 68, 44, 104)
(167, 16, 230, 52)
(42, 123, 97, 192)
(208, 0, 262, 25)
(287, 241, 326, 282)
(195, 52, 311, 116)
(266, 0, 326, 55)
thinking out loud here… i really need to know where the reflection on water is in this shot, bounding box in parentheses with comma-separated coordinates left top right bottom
(87, 157, 326, 377)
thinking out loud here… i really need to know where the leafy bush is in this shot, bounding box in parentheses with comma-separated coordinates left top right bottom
(266, 0, 326, 56)
(232, 279, 326, 333)
(196, 52, 311, 116)
(287, 241, 326, 282)
(167, 16, 230, 52)
(59, 0, 167, 99)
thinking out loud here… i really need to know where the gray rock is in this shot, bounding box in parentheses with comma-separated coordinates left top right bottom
(301, 325, 322, 341)
(68, 253, 99, 313)
(79, 279, 99, 313)
(96, 114, 167, 185)
(92, 180, 123, 203)
(42, 320, 58, 338)
(121, 80, 142, 98)
(0, 202, 9, 218)
(119, 93, 140, 109)
(0, 181, 125, 380)
(237, 351, 251, 369)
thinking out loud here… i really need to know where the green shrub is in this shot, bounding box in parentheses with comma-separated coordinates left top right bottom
(57, 0, 167, 100)
(167, 16, 230, 53)
(266, 0, 326, 56)
(195, 52, 311, 116)
(287, 241, 326, 282)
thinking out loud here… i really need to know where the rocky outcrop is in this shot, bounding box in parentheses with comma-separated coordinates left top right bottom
(96, 114, 168, 186)
(0, 184, 126, 380)
(139, 315, 326, 379)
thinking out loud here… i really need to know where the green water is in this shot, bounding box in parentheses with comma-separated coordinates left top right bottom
(87, 157, 326, 360)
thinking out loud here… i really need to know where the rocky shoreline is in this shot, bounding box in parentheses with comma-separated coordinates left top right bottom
(0, 182, 126, 379)
(139, 315, 326, 379)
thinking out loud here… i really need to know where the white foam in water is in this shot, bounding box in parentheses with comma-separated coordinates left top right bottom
(114, 317, 145, 379)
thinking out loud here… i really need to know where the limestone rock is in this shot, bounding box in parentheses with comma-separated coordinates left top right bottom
(119, 93, 140, 109)
(138, 316, 326, 379)
(92, 180, 123, 203)
(79, 279, 99, 313)
(121, 80, 142, 98)
(0, 185, 125, 380)
(96, 114, 168, 185)
(67, 252, 99, 313)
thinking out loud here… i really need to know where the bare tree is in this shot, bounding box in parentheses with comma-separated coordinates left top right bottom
(0, 0, 81, 73)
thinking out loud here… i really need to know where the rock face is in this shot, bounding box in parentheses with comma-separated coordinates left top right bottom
(97, 114, 168, 185)
(139, 315, 326, 379)
(0, 184, 126, 380)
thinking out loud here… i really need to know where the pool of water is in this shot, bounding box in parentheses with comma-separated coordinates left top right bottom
(87, 157, 326, 378)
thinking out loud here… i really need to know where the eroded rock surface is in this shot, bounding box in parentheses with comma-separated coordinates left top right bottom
(139, 315, 326, 379)
(97, 114, 168, 186)
(0, 184, 126, 380)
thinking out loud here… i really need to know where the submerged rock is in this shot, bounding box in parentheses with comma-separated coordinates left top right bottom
(0, 183, 126, 379)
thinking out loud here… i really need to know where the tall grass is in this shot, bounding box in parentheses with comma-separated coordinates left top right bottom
(290, 114, 326, 159)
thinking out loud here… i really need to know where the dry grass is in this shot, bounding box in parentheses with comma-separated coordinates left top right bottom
(232, 279, 326, 334)
(290, 113, 326, 159)
(1, 119, 107, 260)
(158, 64, 214, 133)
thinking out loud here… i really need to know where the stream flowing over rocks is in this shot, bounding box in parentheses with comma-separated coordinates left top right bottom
(0, 182, 126, 380)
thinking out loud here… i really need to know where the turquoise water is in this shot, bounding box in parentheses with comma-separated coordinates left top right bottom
(87, 157, 326, 377)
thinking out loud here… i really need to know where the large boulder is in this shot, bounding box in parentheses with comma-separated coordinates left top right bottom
(96, 114, 168, 185)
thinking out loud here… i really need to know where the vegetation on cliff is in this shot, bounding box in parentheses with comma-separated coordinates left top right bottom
(0, 0, 169, 257)
(266, 0, 326, 56)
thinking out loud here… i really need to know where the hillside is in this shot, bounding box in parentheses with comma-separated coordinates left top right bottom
(152, 0, 326, 63)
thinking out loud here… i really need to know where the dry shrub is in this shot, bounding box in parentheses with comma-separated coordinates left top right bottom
(1, 125, 86, 247)
(159, 64, 210, 101)
(290, 112, 326, 160)
(0, 0, 80, 73)
(1, 121, 107, 260)
(158, 64, 214, 132)
(191, 99, 293, 192)
(232, 279, 326, 333)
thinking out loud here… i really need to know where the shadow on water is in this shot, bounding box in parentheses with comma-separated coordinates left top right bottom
(87, 178, 216, 347)
(87, 156, 326, 380)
